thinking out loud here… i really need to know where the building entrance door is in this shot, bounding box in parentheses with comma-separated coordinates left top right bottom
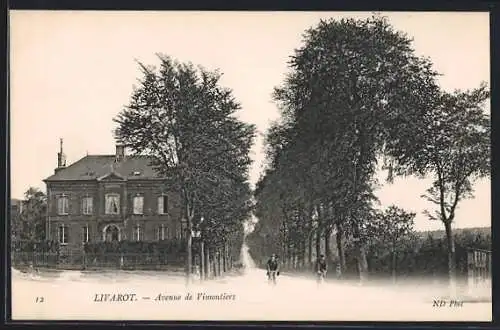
(104, 225, 120, 242)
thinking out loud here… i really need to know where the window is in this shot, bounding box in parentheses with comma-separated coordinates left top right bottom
(158, 195, 168, 214)
(133, 195, 144, 215)
(82, 226, 89, 243)
(157, 224, 169, 241)
(133, 225, 142, 241)
(82, 197, 93, 215)
(58, 225, 68, 244)
(105, 194, 120, 215)
(57, 195, 69, 215)
(176, 224, 186, 240)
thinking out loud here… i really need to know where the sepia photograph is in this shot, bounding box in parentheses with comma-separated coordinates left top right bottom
(9, 10, 491, 322)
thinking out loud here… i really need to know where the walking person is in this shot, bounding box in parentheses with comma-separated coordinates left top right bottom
(266, 254, 280, 286)
(315, 254, 327, 285)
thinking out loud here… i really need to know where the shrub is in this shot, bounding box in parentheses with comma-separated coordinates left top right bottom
(12, 240, 60, 253)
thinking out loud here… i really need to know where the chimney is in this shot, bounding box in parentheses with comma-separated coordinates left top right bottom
(55, 138, 67, 174)
(115, 144, 125, 162)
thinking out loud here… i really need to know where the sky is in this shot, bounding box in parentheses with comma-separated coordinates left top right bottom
(10, 11, 490, 231)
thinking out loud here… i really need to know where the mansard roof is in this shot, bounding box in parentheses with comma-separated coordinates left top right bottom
(44, 155, 165, 182)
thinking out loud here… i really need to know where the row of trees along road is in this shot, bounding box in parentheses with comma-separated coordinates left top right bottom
(114, 54, 256, 284)
(249, 15, 490, 291)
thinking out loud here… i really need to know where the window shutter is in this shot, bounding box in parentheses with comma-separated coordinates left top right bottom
(163, 196, 168, 212)
(158, 196, 164, 214)
(105, 195, 110, 214)
(57, 197, 63, 215)
(66, 195, 71, 215)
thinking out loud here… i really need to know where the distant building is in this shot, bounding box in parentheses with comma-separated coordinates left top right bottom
(10, 198, 26, 244)
(43, 140, 185, 253)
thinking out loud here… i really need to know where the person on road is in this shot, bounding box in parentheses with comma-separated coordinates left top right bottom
(315, 254, 327, 284)
(266, 254, 280, 285)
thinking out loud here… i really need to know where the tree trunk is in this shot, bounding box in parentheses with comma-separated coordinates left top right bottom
(444, 220, 457, 296)
(315, 229, 321, 260)
(186, 232, 192, 285)
(217, 250, 222, 276)
(302, 237, 307, 270)
(200, 240, 205, 281)
(212, 252, 217, 277)
(358, 244, 369, 284)
(308, 231, 313, 269)
(205, 247, 210, 279)
(308, 207, 314, 268)
(223, 243, 227, 273)
(325, 226, 333, 270)
(213, 251, 217, 277)
(336, 222, 346, 276)
(183, 188, 194, 286)
(316, 205, 322, 260)
(352, 125, 369, 284)
(392, 244, 397, 285)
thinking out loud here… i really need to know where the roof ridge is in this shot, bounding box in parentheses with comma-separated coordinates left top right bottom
(44, 153, 160, 182)
(85, 154, 151, 157)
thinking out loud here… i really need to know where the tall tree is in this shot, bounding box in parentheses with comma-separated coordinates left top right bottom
(18, 188, 47, 241)
(114, 54, 255, 284)
(384, 84, 490, 291)
(371, 206, 416, 283)
(264, 15, 440, 282)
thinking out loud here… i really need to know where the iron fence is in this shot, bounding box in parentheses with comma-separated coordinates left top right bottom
(467, 248, 491, 286)
(12, 251, 186, 270)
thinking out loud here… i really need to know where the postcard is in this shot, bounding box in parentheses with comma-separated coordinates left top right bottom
(9, 10, 491, 322)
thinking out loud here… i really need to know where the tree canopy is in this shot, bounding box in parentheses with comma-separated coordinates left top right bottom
(250, 15, 489, 286)
(114, 54, 256, 280)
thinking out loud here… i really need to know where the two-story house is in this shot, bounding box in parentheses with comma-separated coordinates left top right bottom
(43, 140, 185, 253)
